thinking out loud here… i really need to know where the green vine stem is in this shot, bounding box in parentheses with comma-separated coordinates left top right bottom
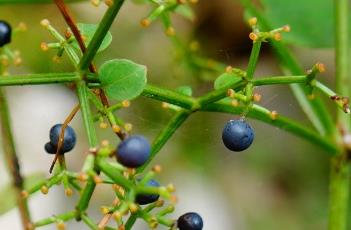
(328, 0, 351, 229)
(0, 88, 32, 229)
(79, 0, 125, 71)
(34, 210, 77, 227)
(0, 73, 80, 86)
(202, 102, 337, 154)
(239, 0, 335, 137)
(138, 109, 191, 173)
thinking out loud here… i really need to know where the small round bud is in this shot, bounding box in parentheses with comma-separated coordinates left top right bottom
(65, 188, 73, 197)
(253, 93, 262, 102)
(140, 19, 151, 27)
(113, 211, 122, 221)
(231, 99, 239, 107)
(99, 122, 108, 129)
(101, 139, 109, 147)
(282, 25, 291, 32)
(56, 222, 65, 230)
(14, 57, 22, 66)
(112, 125, 121, 133)
(41, 185, 49, 195)
(124, 123, 133, 132)
(78, 173, 88, 182)
(104, 0, 114, 6)
(307, 94, 316, 100)
(316, 63, 326, 73)
(225, 65, 233, 73)
(270, 110, 278, 120)
(40, 42, 49, 51)
(273, 32, 282, 41)
(249, 32, 258, 41)
(101, 206, 110, 215)
(162, 102, 169, 109)
(129, 203, 138, 213)
(91, 0, 100, 6)
(152, 164, 162, 173)
(17, 22, 27, 31)
(227, 89, 235, 98)
(122, 100, 130, 107)
(166, 27, 176, 36)
(248, 17, 257, 26)
(167, 183, 176, 192)
(21, 190, 29, 199)
(40, 19, 50, 27)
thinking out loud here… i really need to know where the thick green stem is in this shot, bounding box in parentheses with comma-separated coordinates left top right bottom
(138, 109, 191, 172)
(329, 155, 350, 230)
(76, 81, 98, 147)
(246, 41, 262, 80)
(79, 0, 125, 71)
(34, 210, 77, 227)
(0, 88, 32, 229)
(0, 73, 80, 86)
(142, 84, 198, 110)
(328, 0, 351, 229)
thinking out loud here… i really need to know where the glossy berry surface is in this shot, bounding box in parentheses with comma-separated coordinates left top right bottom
(116, 135, 151, 168)
(44, 142, 65, 155)
(0, 20, 11, 47)
(135, 179, 160, 205)
(49, 124, 76, 153)
(222, 119, 254, 151)
(177, 212, 203, 230)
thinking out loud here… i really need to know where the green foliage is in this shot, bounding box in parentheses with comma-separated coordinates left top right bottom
(99, 59, 147, 101)
(176, 85, 193, 96)
(0, 0, 85, 3)
(0, 173, 45, 215)
(259, 0, 346, 48)
(72, 23, 112, 53)
(214, 72, 242, 90)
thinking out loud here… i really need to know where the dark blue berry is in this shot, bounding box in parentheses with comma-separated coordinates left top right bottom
(116, 135, 151, 168)
(222, 119, 254, 151)
(0, 20, 11, 47)
(135, 179, 160, 205)
(44, 142, 65, 155)
(49, 124, 76, 153)
(177, 212, 203, 230)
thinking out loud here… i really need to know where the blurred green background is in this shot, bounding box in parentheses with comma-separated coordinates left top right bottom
(0, 0, 339, 229)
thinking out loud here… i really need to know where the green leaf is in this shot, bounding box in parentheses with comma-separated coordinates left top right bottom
(99, 59, 147, 101)
(0, 172, 45, 215)
(175, 5, 195, 21)
(214, 72, 242, 90)
(258, 0, 351, 48)
(71, 23, 112, 53)
(176, 86, 192, 96)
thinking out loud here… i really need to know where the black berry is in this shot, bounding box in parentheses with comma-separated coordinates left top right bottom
(44, 142, 65, 155)
(49, 124, 76, 153)
(222, 119, 254, 151)
(177, 212, 203, 230)
(135, 179, 160, 205)
(116, 135, 151, 168)
(0, 20, 11, 47)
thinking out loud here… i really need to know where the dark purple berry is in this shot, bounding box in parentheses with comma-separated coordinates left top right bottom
(44, 142, 64, 155)
(222, 119, 254, 151)
(116, 135, 151, 168)
(177, 212, 203, 230)
(135, 179, 160, 205)
(0, 20, 11, 47)
(49, 124, 76, 153)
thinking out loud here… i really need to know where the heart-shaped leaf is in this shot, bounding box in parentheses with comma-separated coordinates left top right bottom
(214, 72, 242, 90)
(99, 59, 147, 101)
